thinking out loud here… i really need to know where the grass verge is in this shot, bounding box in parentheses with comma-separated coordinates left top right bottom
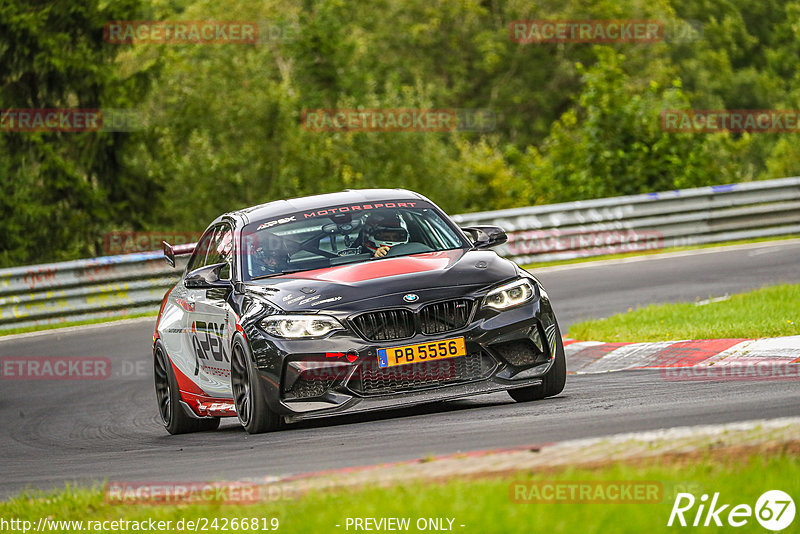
(568, 283, 800, 342)
(2, 449, 796, 533)
(522, 235, 799, 270)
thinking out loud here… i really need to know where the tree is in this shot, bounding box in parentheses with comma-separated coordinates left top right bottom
(0, 0, 155, 266)
(521, 47, 746, 204)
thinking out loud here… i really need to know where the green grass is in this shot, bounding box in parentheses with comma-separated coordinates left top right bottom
(568, 284, 800, 342)
(522, 235, 799, 270)
(0, 312, 157, 337)
(2, 451, 796, 533)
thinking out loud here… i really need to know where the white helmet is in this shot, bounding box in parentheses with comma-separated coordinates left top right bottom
(363, 212, 409, 251)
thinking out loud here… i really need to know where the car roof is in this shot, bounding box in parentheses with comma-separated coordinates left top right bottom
(229, 188, 429, 224)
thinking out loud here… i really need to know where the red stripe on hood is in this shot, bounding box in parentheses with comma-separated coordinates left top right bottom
(277, 250, 463, 283)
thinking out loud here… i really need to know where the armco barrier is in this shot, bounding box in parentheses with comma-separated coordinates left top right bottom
(452, 176, 800, 263)
(1, 177, 799, 330)
(0, 252, 187, 331)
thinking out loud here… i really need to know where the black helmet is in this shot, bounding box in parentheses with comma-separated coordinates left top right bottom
(250, 233, 289, 274)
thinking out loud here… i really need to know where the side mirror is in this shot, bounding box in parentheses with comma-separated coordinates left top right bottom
(462, 226, 508, 249)
(163, 240, 196, 268)
(185, 262, 233, 290)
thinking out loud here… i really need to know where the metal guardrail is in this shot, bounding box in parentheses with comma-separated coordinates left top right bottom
(1, 177, 799, 331)
(452, 176, 800, 264)
(0, 252, 188, 331)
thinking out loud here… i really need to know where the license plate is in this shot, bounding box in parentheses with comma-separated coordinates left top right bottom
(377, 337, 467, 369)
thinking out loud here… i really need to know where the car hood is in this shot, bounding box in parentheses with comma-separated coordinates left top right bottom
(247, 249, 518, 312)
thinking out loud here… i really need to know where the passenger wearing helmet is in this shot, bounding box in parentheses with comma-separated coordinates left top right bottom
(261, 249, 289, 274)
(362, 212, 409, 258)
(249, 233, 290, 275)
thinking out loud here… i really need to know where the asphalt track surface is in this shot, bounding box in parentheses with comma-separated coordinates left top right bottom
(1, 240, 799, 497)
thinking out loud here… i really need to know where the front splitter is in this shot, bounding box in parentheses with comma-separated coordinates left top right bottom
(282, 376, 544, 423)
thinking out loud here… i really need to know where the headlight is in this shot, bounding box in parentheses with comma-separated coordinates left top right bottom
(483, 279, 535, 310)
(261, 315, 344, 338)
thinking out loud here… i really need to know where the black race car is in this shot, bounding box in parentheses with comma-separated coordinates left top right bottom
(153, 189, 565, 434)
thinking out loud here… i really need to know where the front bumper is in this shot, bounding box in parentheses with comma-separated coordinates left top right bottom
(245, 292, 561, 421)
(282, 377, 544, 423)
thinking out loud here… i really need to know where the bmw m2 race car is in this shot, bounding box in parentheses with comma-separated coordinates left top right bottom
(153, 189, 566, 434)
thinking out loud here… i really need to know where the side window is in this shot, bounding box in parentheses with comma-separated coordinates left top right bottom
(205, 224, 234, 280)
(415, 210, 462, 249)
(186, 228, 216, 273)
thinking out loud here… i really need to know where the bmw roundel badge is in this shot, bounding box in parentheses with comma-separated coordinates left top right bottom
(403, 293, 419, 303)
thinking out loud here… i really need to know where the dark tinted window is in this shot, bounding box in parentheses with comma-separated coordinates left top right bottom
(206, 225, 234, 279)
(186, 228, 216, 273)
(186, 224, 234, 279)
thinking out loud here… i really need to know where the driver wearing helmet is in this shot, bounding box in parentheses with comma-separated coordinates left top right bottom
(249, 233, 290, 275)
(362, 212, 409, 258)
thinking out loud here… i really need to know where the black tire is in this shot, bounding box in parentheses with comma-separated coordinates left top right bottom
(154, 344, 220, 434)
(508, 328, 567, 402)
(231, 336, 282, 434)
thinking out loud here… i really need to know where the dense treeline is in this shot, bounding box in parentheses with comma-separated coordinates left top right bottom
(2, 0, 800, 266)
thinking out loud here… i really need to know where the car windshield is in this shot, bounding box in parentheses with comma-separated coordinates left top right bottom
(241, 200, 467, 280)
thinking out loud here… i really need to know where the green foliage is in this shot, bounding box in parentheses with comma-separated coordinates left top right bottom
(521, 47, 747, 203)
(0, 0, 158, 266)
(4, 0, 800, 266)
(2, 450, 799, 533)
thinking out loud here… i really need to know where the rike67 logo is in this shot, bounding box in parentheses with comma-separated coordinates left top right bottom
(668, 490, 795, 531)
